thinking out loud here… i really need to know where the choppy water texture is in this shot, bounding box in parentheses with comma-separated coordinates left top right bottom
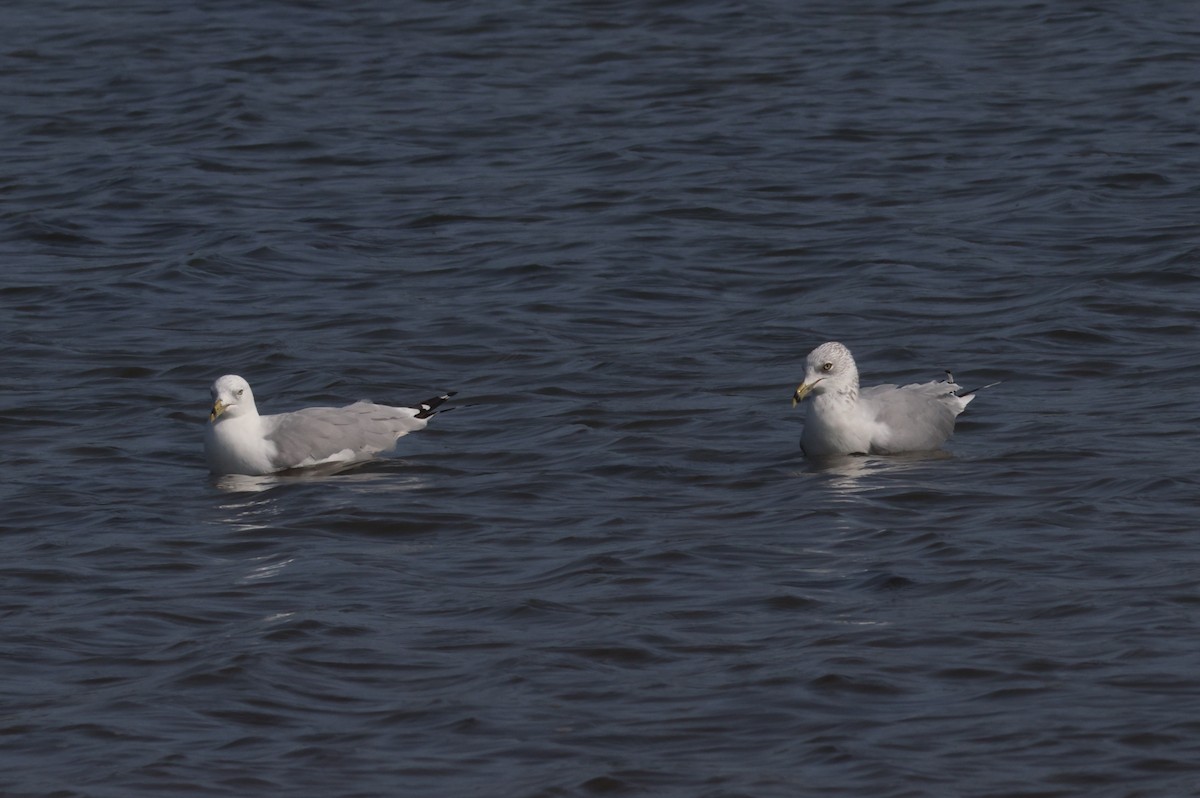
(3, 1, 1199, 796)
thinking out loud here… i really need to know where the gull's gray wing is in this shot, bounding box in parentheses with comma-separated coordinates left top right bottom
(262, 401, 428, 470)
(859, 381, 969, 454)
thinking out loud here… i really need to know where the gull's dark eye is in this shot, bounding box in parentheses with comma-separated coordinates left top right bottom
(821, 362, 833, 372)
(236, 389, 244, 397)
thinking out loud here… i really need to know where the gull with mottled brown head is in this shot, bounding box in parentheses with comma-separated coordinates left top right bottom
(204, 374, 454, 476)
(792, 341, 992, 457)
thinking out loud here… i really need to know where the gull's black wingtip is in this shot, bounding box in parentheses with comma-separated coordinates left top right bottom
(414, 391, 456, 419)
(956, 381, 1001, 399)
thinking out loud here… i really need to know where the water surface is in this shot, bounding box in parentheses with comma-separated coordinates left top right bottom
(2, 1, 1199, 796)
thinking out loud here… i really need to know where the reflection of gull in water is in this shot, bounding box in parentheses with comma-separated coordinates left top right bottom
(792, 342, 994, 456)
(793, 451, 955, 497)
(204, 374, 453, 476)
(214, 467, 431, 495)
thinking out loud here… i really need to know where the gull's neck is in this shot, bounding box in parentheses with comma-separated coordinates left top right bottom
(817, 380, 858, 405)
(207, 412, 273, 474)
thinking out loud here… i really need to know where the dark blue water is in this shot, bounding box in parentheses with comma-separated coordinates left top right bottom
(3, 1, 1199, 796)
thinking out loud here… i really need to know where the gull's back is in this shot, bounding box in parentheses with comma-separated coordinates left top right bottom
(859, 381, 971, 454)
(262, 402, 427, 470)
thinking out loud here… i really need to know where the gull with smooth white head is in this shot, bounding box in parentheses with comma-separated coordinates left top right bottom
(205, 374, 453, 476)
(792, 341, 992, 457)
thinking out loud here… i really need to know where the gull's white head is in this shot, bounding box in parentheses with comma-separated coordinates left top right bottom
(792, 341, 860, 406)
(209, 374, 258, 422)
